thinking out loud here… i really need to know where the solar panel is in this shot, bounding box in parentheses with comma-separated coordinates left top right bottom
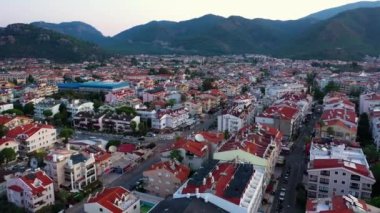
(224, 164, 254, 198)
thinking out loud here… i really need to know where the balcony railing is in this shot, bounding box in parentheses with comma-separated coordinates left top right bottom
(350, 185, 360, 190)
(319, 181, 329, 185)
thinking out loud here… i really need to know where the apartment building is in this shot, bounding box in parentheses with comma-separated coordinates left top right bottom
(84, 186, 140, 213)
(0, 137, 18, 156)
(214, 124, 283, 188)
(218, 103, 256, 133)
(256, 105, 301, 139)
(306, 195, 374, 213)
(34, 98, 61, 120)
(174, 162, 265, 213)
(65, 99, 94, 117)
(64, 153, 97, 192)
(73, 111, 140, 133)
(6, 170, 55, 212)
(161, 138, 208, 170)
(265, 83, 307, 99)
(151, 108, 190, 131)
(360, 92, 380, 114)
(143, 161, 190, 197)
(6, 123, 57, 156)
(307, 159, 375, 200)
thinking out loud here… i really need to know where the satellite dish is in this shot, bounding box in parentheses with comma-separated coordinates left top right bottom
(108, 145, 117, 153)
(195, 134, 205, 142)
(30, 157, 39, 169)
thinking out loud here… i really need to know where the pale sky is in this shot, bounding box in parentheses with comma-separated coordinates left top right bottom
(0, 0, 376, 36)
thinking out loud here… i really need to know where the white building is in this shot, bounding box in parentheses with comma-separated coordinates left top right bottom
(217, 103, 255, 133)
(6, 123, 57, 156)
(64, 153, 97, 192)
(0, 103, 13, 113)
(152, 108, 190, 130)
(66, 99, 94, 117)
(360, 93, 380, 115)
(265, 83, 306, 99)
(7, 169, 55, 212)
(34, 98, 61, 120)
(0, 137, 19, 159)
(174, 163, 265, 213)
(84, 186, 140, 213)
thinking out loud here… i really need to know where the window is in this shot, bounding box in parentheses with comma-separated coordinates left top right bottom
(343, 172, 346, 176)
(342, 181, 345, 184)
(335, 171, 338, 175)
(334, 180, 337, 183)
(99, 208, 103, 212)
(134, 205, 137, 209)
(341, 190, 344, 193)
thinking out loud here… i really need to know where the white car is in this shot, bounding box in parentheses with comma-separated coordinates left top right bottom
(279, 191, 286, 200)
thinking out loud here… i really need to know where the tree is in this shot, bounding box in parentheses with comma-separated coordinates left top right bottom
(23, 102, 35, 115)
(43, 109, 53, 118)
(169, 150, 183, 162)
(116, 106, 137, 116)
(138, 122, 147, 136)
(357, 113, 372, 146)
(130, 121, 137, 133)
(106, 140, 121, 150)
(323, 81, 340, 94)
(326, 127, 334, 137)
(369, 196, 380, 208)
(241, 85, 249, 94)
(131, 57, 138, 66)
(0, 148, 16, 164)
(166, 99, 176, 107)
(371, 162, 380, 196)
(224, 130, 230, 140)
(363, 145, 380, 163)
(180, 93, 187, 102)
(2, 109, 24, 115)
(26, 74, 35, 84)
(0, 125, 8, 138)
(59, 128, 74, 144)
(201, 78, 215, 91)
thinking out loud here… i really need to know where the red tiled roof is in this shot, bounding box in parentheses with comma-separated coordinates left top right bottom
(0, 116, 12, 125)
(117, 144, 136, 153)
(259, 106, 299, 120)
(310, 159, 372, 178)
(0, 137, 15, 146)
(8, 185, 23, 193)
(197, 131, 224, 144)
(172, 139, 207, 157)
(321, 109, 356, 125)
(147, 161, 190, 182)
(87, 187, 130, 213)
(20, 171, 53, 195)
(6, 123, 54, 139)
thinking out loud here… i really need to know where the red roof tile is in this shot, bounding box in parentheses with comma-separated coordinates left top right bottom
(87, 187, 131, 213)
(147, 161, 190, 182)
(310, 159, 372, 178)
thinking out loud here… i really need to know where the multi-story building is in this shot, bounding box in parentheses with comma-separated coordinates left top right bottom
(0, 137, 18, 158)
(174, 162, 265, 213)
(218, 103, 256, 133)
(306, 195, 375, 213)
(73, 111, 140, 133)
(84, 186, 140, 213)
(34, 98, 61, 120)
(370, 107, 380, 149)
(105, 89, 135, 106)
(64, 153, 97, 192)
(161, 138, 208, 170)
(318, 108, 357, 141)
(214, 124, 283, 188)
(6, 123, 57, 156)
(0, 103, 13, 113)
(360, 92, 380, 115)
(143, 161, 190, 197)
(256, 105, 301, 139)
(65, 99, 94, 117)
(58, 81, 130, 93)
(265, 83, 306, 99)
(6, 169, 55, 212)
(151, 108, 190, 131)
(307, 159, 375, 200)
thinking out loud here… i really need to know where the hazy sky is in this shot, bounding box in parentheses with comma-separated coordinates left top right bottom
(0, 0, 375, 36)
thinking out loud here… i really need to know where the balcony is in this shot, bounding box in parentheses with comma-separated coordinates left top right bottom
(308, 185, 317, 191)
(350, 185, 360, 190)
(320, 171, 330, 176)
(319, 181, 329, 185)
(319, 189, 329, 193)
(309, 177, 318, 182)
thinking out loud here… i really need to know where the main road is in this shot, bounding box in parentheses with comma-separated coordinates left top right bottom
(271, 112, 320, 213)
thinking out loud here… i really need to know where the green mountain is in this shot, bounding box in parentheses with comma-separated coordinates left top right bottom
(110, 14, 315, 55)
(0, 24, 107, 62)
(303, 1, 380, 20)
(108, 7, 380, 60)
(31, 21, 109, 44)
(286, 7, 380, 60)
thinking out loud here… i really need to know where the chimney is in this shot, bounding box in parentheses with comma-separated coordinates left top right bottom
(53, 154, 57, 162)
(66, 143, 70, 151)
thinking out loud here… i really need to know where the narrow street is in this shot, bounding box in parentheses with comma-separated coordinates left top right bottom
(271, 112, 320, 213)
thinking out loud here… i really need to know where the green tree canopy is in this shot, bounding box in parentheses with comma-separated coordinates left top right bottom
(59, 128, 74, 144)
(43, 109, 53, 118)
(170, 149, 183, 162)
(363, 144, 380, 163)
(138, 122, 147, 136)
(0, 125, 8, 138)
(201, 78, 215, 91)
(23, 102, 35, 115)
(357, 113, 372, 146)
(106, 140, 121, 150)
(323, 81, 340, 94)
(2, 109, 24, 116)
(0, 148, 16, 164)
(130, 121, 137, 133)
